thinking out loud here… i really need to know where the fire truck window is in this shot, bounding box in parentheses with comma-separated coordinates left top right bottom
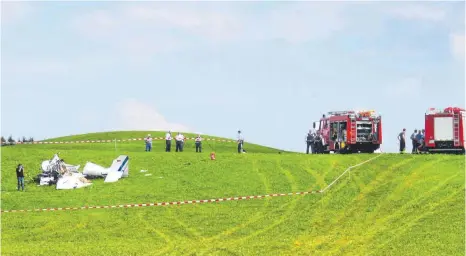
(341, 122, 347, 130)
(331, 123, 338, 140)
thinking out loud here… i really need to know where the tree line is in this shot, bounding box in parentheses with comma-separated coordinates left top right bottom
(1, 135, 35, 145)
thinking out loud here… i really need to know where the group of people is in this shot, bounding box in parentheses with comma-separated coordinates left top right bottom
(397, 128, 426, 154)
(144, 130, 247, 153)
(144, 132, 203, 153)
(305, 129, 324, 154)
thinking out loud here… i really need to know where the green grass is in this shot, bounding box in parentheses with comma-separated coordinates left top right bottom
(43, 131, 237, 142)
(1, 131, 464, 255)
(33, 130, 284, 154)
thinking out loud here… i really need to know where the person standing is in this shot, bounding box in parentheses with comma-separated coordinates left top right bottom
(398, 128, 406, 154)
(195, 134, 202, 152)
(175, 132, 185, 152)
(306, 130, 315, 154)
(16, 164, 25, 191)
(237, 130, 245, 153)
(415, 130, 422, 152)
(165, 131, 172, 152)
(417, 129, 425, 153)
(313, 131, 323, 154)
(410, 129, 418, 154)
(145, 134, 152, 152)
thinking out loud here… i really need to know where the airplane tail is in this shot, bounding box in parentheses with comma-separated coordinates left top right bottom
(104, 155, 129, 183)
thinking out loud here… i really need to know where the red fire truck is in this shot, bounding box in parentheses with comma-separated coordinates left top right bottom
(424, 107, 465, 154)
(312, 110, 382, 154)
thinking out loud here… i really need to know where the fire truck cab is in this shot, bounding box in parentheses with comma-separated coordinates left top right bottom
(424, 107, 465, 154)
(312, 110, 382, 154)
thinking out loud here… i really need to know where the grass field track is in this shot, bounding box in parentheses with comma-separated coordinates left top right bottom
(371, 188, 463, 253)
(1, 131, 464, 255)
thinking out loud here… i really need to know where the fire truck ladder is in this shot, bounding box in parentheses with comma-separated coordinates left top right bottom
(453, 113, 460, 147)
(350, 118, 356, 144)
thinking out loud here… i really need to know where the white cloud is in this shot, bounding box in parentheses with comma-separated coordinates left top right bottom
(384, 77, 423, 98)
(387, 4, 447, 22)
(69, 2, 460, 53)
(118, 36, 186, 65)
(261, 2, 346, 44)
(70, 4, 241, 60)
(70, 1, 347, 52)
(123, 4, 242, 42)
(78, 110, 99, 126)
(3, 59, 70, 76)
(71, 3, 243, 42)
(450, 33, 465, 60)
(115, 99, 191, 132)
(63, 2, 464, 66)
(1, 1, 33, 24)
(70, 10, 119, 39)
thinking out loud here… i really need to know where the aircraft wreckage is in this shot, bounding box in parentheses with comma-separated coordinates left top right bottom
(37, 153, 129, 190)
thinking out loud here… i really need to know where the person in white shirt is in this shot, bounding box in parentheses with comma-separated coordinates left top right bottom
(195, 134, 202, 153)
(237, 130, 245, 153)
(165, 131, 172, 152)
(145, 134, 152, 152)
(175, 132, 185, 152)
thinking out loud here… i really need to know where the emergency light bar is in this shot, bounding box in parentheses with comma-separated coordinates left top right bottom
(327, 111, 355, 116)
(426, 107, 465, 114)
(327, 110, 379, 118)
(426, 108, 442, 114)
(357, 110, 376, 118)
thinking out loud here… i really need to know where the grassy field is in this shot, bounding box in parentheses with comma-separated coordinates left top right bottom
(42, 131, 242, 142)
(28, 130, 283, 154)
(1, 132, 464, 255)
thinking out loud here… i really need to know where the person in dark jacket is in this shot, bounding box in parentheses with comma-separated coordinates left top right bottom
(16, 164, 25, 191)
(306, 130, 315, 154)
(417, 129, 426, 153)
(237, 130, 245, 153)
(398, 128, 406, 153)
(313, 131, 323, 154)
(410, 129, 418, 154)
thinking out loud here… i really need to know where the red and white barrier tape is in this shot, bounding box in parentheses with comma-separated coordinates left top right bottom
(2, 137, 236, 145)
(1, 150, 384, 214)
(1, 190, 321, 213)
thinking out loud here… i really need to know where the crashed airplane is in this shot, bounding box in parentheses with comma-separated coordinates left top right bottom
(37, 153, 129, 190)
(83, 155, 129, 183)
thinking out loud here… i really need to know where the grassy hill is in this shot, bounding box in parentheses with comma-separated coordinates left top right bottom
(1, 132, 464, 255)
(42, 131, 236, 142)
(26, 130, 283, 154)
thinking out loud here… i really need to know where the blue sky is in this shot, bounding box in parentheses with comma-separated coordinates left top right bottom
(1, 1, 464, 153)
